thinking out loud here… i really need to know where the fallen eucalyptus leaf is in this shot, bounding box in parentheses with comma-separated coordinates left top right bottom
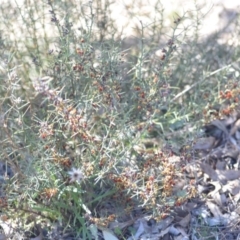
(0, 234, 6, 240)
(216, 169, 240, 182)
(168, 225, 180, 236)
(178, 213, 191, 228)
(174, 236, 189, 240)
(212, 192, 227, 207)
(134, 220, 145, 239)
(206, 201, 223, 218)
(158, 225, 170, 237)
(222, 179, 240, 195)
(193, 137, 215, 150)
(234, 192, 240, 203)
(155, 216, 174, 231)
(101, 228, 119, 240)
(230, 119, 240, 136)
(199, 163, 218, 181)
(30, 233, 43, 240)
(175, 226, 189, 238)
(204, 120, 225, 139)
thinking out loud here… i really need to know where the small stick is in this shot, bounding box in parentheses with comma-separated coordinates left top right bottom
(171, 64, 232, 102)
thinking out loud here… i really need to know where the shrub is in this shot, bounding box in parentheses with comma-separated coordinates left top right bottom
(0, 0, 239, 238)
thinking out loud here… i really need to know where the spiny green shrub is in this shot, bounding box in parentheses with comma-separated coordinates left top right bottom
(0, 0, 239, 238)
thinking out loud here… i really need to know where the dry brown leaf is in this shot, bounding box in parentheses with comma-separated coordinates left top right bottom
(168, 225, 180, 235)
(155, 216, 174, 231)
(178, 213, 191, 228)
(0, 234, 7, 240)
(216, 169, 240, 182)
(199, 163, 218, 181)
(158, 226, 170, 238)
(199, 163, 240, 184)
(234, 192, 240, 203)
(222, 179, 240, 195)
(215, 160, 227, 170)
(210, 119, 230, 136)
(184, 200, 203, 211)
(174, 235, 189, 240)
(193, 137, 216, 150)
(212, 192, 227, 207)
(206, 201, 223, 218)
(30, 233, 43, 240)
(230, 119, 240, 136)
(235, 130, 240, 140)
(174, 226, 188, 238)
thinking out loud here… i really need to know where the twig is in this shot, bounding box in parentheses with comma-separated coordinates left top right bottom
(171, 64, 232, 102)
